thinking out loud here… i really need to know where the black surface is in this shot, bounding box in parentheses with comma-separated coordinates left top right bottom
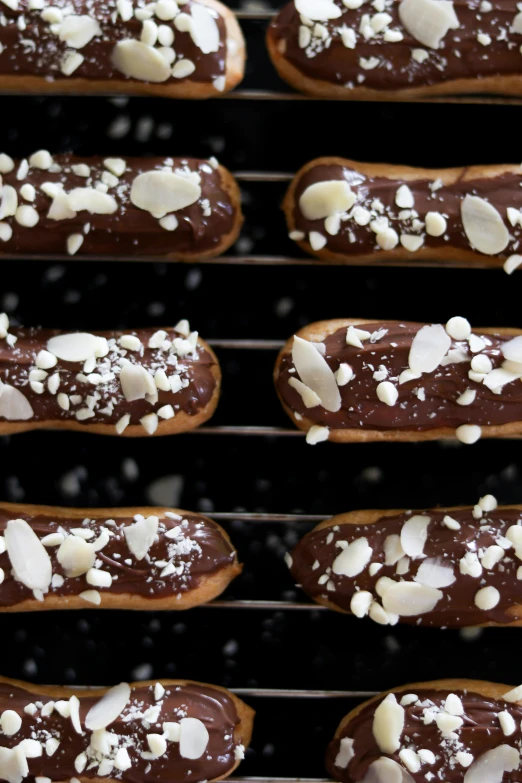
(2, 13, 522, 779)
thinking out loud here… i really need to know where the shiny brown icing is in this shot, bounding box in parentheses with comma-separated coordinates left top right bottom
(0, 509, 236, 607)
(290, 506, 522, 626)
(291, 164, 522, 259)
(0, 679, 244, 783)
(327, 687, 522, 782)
(0, 0, 227, 86)
(270, 0, 522, 92)
(0, 155, 237, 258)
(0, 324, 218, 431)
(276, 322, 522, 431)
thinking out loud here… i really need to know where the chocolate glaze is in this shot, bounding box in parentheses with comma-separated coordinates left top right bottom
(0, 680, 243, 783)
(0, 0, 227, 85)
(0, 156, 237, 258)
(270, 0, 522, 92)
(291, 164, 522, 259)
(0, 509, 237, 606)
(291, 507, 522, 626)
(276, 322, 522, 431)
(0, 325, 217, 427)
(327, 688, 522, 782)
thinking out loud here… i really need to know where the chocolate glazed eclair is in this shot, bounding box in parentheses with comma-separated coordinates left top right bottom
(268, 0, 522, 100)
(0, 153, 242, 261)
(0, 0, 245, 98)
(288, 496, 522, 627)
(328, 679, 522, 783)
(0, 676, 254, 783)
(284, 157, 522, 269)
(274, 317, 522, 444)
(0, 316, 221, 436)
(0, 503, 241, 611)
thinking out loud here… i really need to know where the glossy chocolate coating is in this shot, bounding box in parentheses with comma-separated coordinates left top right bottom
(0, 156, 237, 258)
(0, 0, 227, 84)
(0, 509, 236, 606)
(276, 322, 522, 431)
(291, 507, 522, 626)
(291, 164, 522, 259)
(0, 325, 217, 427)
(327, 688, 522, 782)
(270, 0, 522, 92)
(0, 680, 242, 783)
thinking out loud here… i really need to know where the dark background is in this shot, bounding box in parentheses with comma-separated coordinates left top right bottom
(1, 12, 522, 779)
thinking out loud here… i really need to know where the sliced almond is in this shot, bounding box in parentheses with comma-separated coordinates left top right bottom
(461, 195, 509, 255)
(463, 745, 519, 783)
(58, 15, 101, 48)
(120, 363, 151, 402)
(47, 332, 99, 362)
(408, 324, 451, 374)
(112, 39, 171, 82)
(400, 514, 430, 558)
(398, 0, 459, 48)
(85, 683, 131, 731)
(4, 519, 52, 591)
(295, 0, 341, 18)
(299, 180, 355, 220)
(288, 376, 321, 408)
(131, 170, 201, 217)
(332, 537, 372, 577)
(0, 384, 34, 420)
(372, 694, 404, 753)
(124, 515, 159, 560)
(189, 4, 219, 52)
(179, 717, 209, 759)
(56, 536, 96, 577)
(414, 557, 455, 588)
(292, 335, 341, 412)
(67, 188, 117, 215)
(381, 581, 443, 616)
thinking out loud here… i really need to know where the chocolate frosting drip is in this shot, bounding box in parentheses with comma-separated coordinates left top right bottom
(0, 325, 217, 428)
(0, 0, 227, 84)
(0, 680, 242, 783)
(292, 164, 522, 259)
(270, 0, 522, 91)
(327, 688, 522, 782)
(0, 509, 236, 606)
(291, 507, 522, 626)
(276, 322, 522, 431)
(0, 156, 237, 258)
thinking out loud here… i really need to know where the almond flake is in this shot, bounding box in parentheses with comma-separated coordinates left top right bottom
(292, 335, 341, 412)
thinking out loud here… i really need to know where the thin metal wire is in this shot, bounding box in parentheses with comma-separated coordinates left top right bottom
(225, 88, 522, 104)
(234, 171, 293, 182)
(230, 688, 377, 698)
(211, 512, 329, 522)
(233, 9, 276, 18)
(230, 778, 330, 783)
(207, 339, 284, 349)
(188, 426, 304, 436)
(207, 599, 326, 610)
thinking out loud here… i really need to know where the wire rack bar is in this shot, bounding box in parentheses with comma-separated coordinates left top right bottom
(189, 426, 304, 436)
(225, 88, 522, 105)
(211, 512, 329, 522)
(230, 778, 330, 783)
(207, 599, 325, 610)
(233, 9, 276, 18)
(230, 689, 376, 699)
(234, 172, 293, 182)
(207, 339, 284, 349)
(231, 779, 330, 783)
